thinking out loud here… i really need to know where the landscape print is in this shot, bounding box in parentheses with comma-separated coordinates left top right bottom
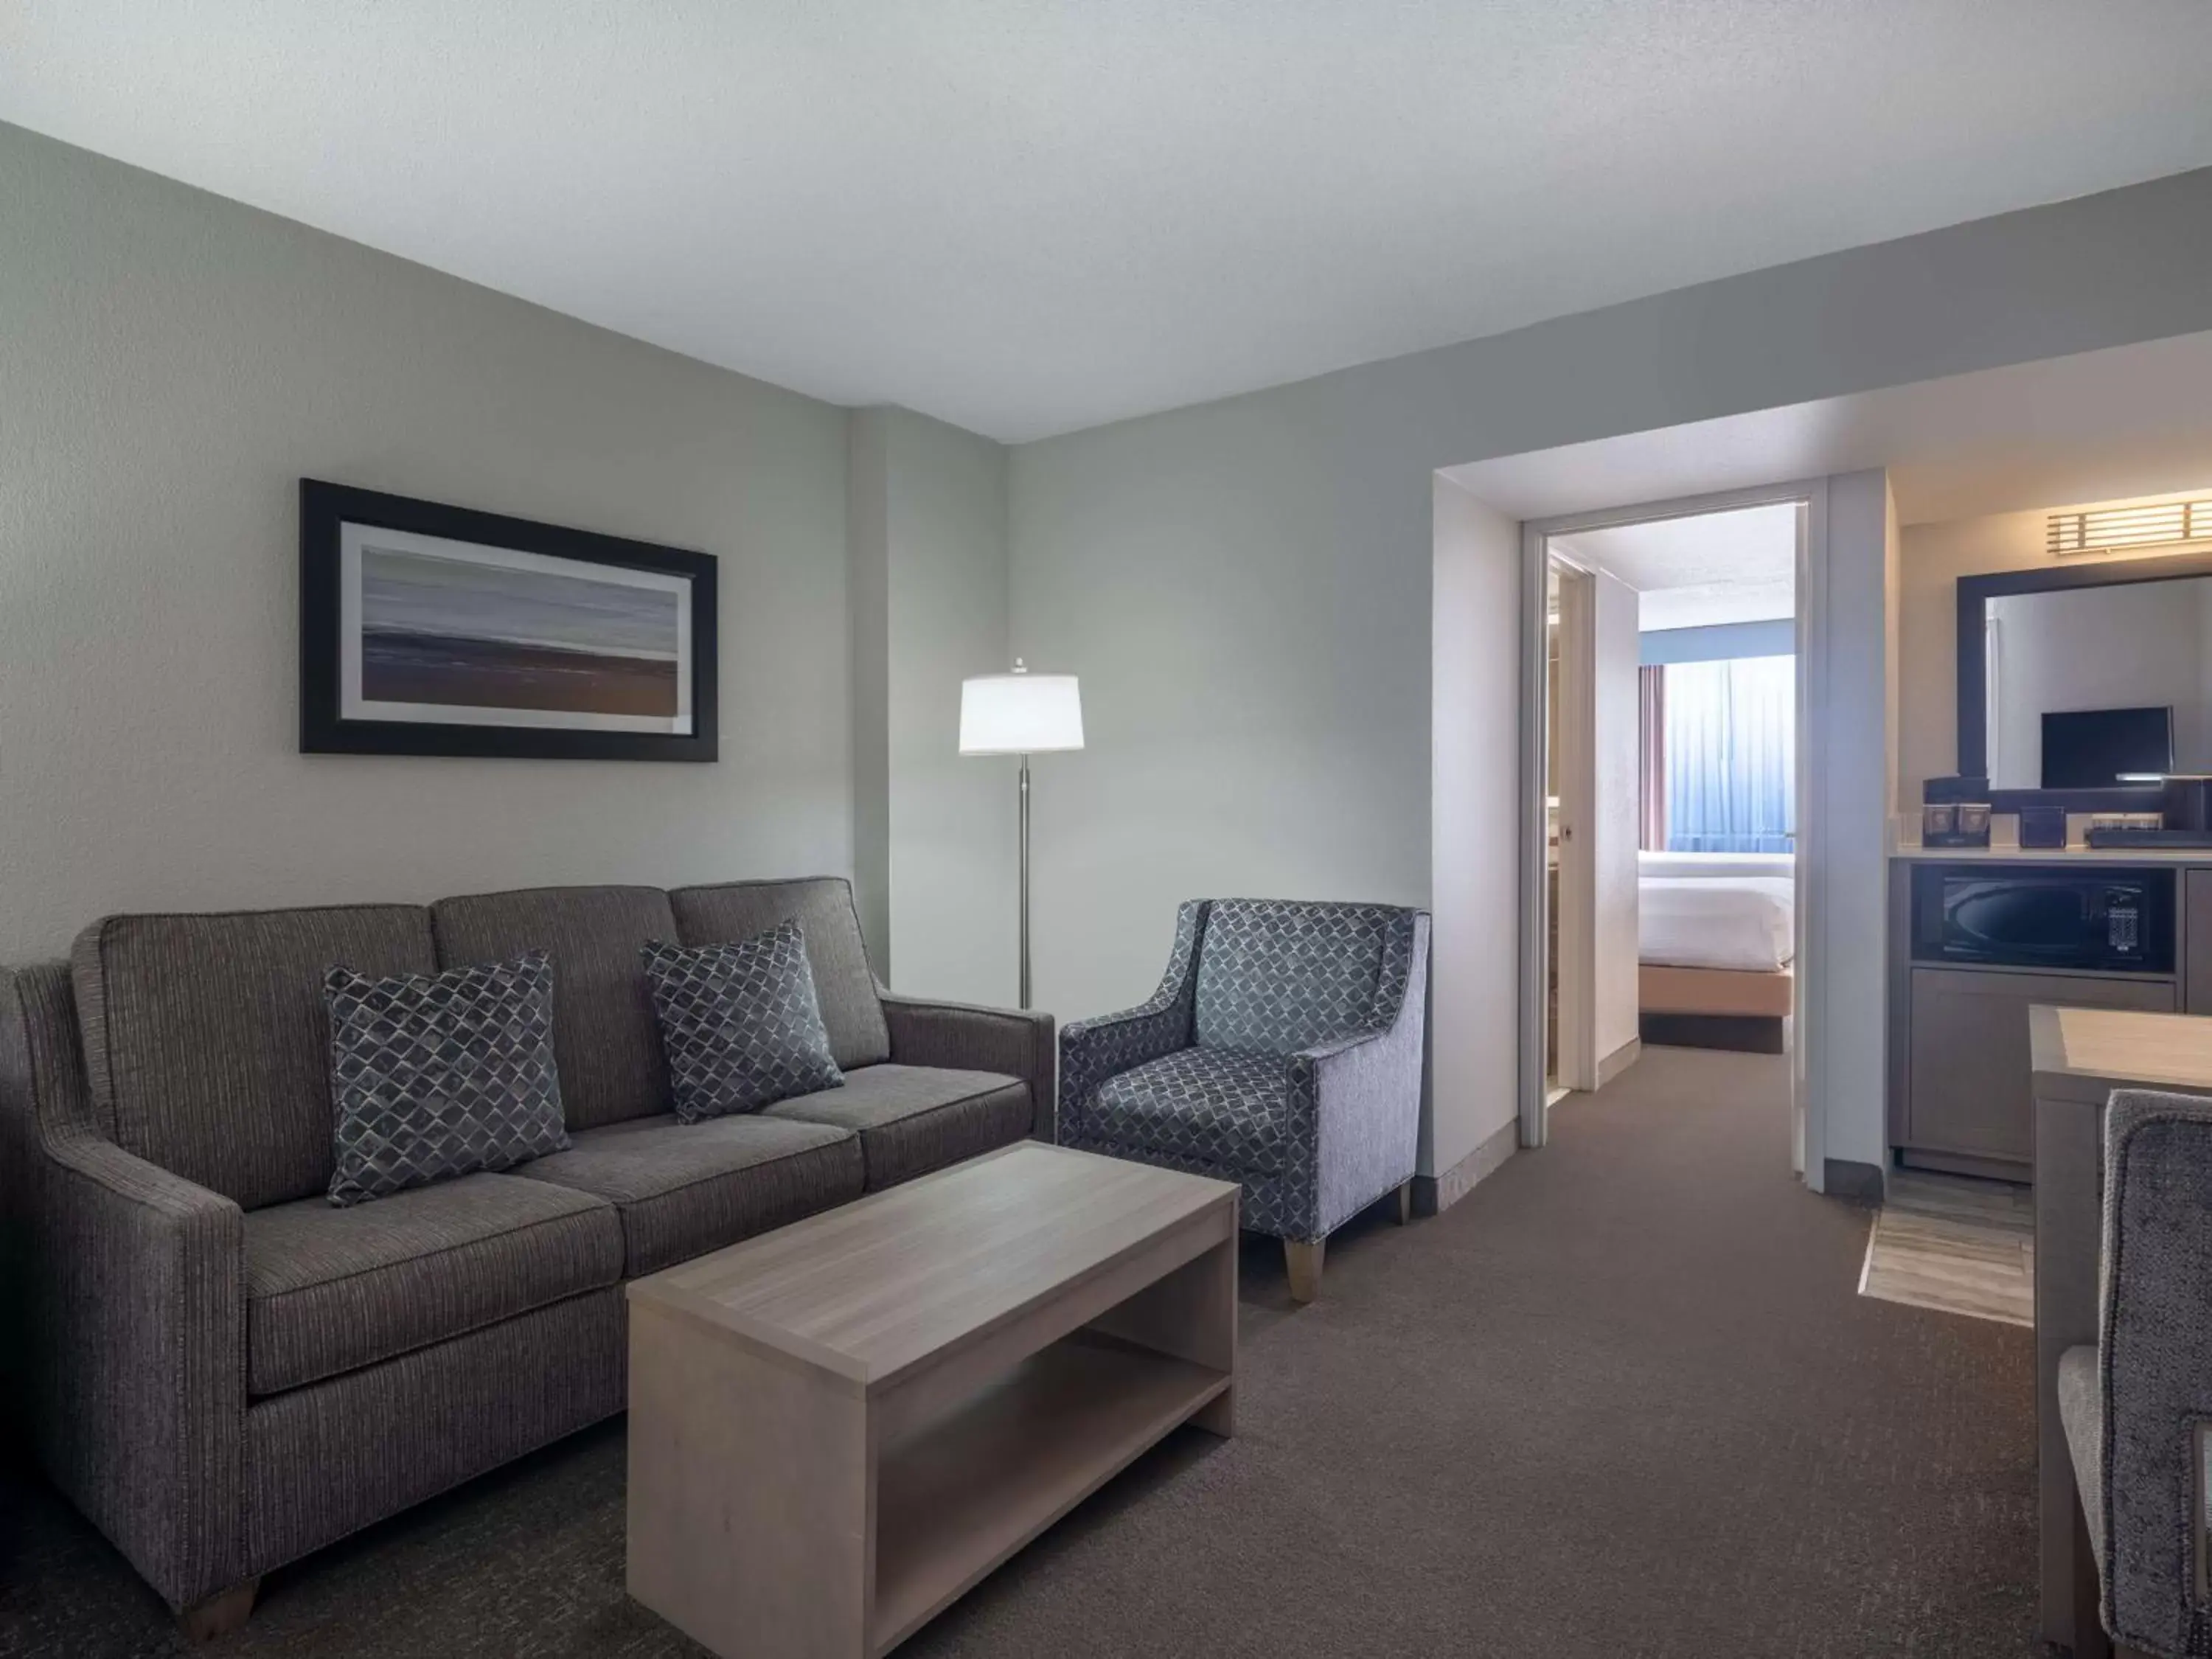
(355, 540, 687, 730)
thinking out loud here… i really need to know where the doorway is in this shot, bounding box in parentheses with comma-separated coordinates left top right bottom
(1520, 484, 1825, 1179)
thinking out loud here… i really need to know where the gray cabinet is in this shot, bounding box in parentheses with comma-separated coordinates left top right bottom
(1907, 967, 2174, 1172)
(2187, 870, 2212, 1015)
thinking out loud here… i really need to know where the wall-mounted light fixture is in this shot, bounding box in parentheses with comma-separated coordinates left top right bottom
(2048, 497, 2212, 557)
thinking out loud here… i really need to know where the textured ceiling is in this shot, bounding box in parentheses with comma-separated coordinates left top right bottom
(1558, 505, 1797, 630)
(5, 1, 2211, 439)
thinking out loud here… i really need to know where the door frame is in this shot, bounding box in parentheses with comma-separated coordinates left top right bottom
(1546, 552, 1599, 1092)
(1517, 479, 1831, 1188)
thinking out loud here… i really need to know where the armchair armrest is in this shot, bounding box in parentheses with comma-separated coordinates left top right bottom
(2088, 1088, 2212, 1655)
(879, 992, 1056, 1141)
(1286, 912, 1430, 1239)
(1, 964, 246, 1613)
(1059, 901, 1207, 1146)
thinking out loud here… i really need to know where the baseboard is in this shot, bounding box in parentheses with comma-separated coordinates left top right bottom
(1896, 1147, 2030, 1185)
(1413, 1117, 1517, 1217)
(1594, 1037, 1641, 1087)
(1822, 1158, 1887, 1206)
(1640, 1013, 1786, 1054)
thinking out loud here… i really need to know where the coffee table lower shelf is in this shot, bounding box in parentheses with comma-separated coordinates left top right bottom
(871, 1332, 1229, 1655)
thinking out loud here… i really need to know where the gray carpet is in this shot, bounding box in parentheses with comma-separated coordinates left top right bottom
(0, 1046, 2041, 1656)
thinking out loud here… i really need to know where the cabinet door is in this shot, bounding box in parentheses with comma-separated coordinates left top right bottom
(1907, 969, 2174, 1164)
(2187, 871, 2212, 1015)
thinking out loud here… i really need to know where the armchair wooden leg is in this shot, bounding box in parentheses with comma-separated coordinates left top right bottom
(178, 1579, 259, 1643)
(1284, 1238, 1324, 1304)
(1394, 1180, 1412, 1225)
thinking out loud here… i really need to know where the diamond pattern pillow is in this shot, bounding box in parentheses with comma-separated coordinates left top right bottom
(324, 952, 570, 1206)
(641, 925, 844, 1123)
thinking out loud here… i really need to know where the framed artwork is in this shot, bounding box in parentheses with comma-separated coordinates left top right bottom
(299, 479, 717, 761)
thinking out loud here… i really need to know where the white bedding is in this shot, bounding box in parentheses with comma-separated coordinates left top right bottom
(1639, 875, 1795, 972)
(1637, 850, 1795, 881)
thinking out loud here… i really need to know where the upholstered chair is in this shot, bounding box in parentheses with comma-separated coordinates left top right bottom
(1058, 899, 1429, 1301)
(2060, 1088, 2212, 1659)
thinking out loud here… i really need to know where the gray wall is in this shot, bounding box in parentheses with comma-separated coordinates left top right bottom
(1009, 167, 2212, 1031)
(848, 408, 1018, 1005)
(1641, 619, 1796, 665)
(1812, 470, 1900, 1177)
(0, 123, 855, 961)
(1426, 476, 1520, 1180)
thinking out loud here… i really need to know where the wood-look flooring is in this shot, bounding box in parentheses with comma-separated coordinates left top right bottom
(1857, 1169, 2034, 1328)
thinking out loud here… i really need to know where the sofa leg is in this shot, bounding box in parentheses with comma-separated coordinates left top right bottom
(178, 1579, 259, 1643)
(1284, 1239, 1324, 1303)
(1394, 1180, 1413, 1225)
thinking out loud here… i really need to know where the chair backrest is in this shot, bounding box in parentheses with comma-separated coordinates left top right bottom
(1192, 899, 1409, 1056)
(669, 877, 890, 1071)
(73, 905, 437, 1209)
(2095, 1087, 2212, 1655)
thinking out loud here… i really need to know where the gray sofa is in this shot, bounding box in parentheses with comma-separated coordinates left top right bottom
(0, 876, 1051, 1635)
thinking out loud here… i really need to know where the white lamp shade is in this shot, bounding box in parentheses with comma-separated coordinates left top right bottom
(959, 672, 1084, 755)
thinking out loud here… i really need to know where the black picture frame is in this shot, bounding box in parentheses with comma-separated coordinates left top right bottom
(1954, 552, 2212, 810)
(299, 479, 718, 762)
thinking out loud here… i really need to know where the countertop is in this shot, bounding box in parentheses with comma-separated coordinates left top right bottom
(1891, 844, 2212, 864)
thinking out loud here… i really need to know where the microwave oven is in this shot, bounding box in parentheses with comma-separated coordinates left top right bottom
(1908, 865, 2172, 973)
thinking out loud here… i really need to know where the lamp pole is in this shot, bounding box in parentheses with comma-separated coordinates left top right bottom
(1018, 754, 1032, 1009)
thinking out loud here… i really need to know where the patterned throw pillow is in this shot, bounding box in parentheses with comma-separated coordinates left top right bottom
(641, 925, 844, 1123)
(324, 952, 570, 1206)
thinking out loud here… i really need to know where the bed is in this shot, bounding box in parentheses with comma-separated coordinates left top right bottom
(1638, 850, 1795, 1044)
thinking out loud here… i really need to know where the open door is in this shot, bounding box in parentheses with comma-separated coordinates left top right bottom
(1548, 554, 1598, 1094)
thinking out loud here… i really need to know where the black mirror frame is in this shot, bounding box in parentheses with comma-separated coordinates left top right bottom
(1955, 550, 2212, 810)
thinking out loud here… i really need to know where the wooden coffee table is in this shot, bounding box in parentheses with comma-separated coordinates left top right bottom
(625, 1141, 1239, 1659)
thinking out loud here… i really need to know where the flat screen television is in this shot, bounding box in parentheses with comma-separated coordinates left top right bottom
(2041, 706, 2173, 789)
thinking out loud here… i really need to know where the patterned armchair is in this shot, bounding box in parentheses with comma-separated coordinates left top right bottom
(1059, 898, 1430, 1301)
(2060, 1088, 2212, 1659)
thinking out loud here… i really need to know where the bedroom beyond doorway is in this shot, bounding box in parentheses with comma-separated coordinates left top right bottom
(1538, 498, 1805, 1117)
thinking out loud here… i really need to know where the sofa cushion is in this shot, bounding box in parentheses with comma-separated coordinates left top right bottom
(72, 905, 437, 1210)
(763, 1062, 1030, 1191)
(668, 878, 890, 1070)
(243, 1171, 622, 1397)
(510, 1112, 863, 1276)
(431, 886, 677, 1130)
(641, 928, 844, 1123)
(1089, 1046, 1288, 1174)
(325, 953, 570, 1206)
(1192, 899, 1396, 1055)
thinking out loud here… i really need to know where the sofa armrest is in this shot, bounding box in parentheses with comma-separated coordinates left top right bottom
(1, 964, 246, 1613)
(1058, 901, 1207, 1146)
(1287, 913, 1430, 1239)
(880, 993, 1057, 1141)
(2090, 1088, 2212, 1654)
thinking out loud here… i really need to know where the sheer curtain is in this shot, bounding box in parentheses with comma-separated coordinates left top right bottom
(1663, 655, 1795, 853)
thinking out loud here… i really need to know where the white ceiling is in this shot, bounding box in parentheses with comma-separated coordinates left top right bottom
(1558, 505, 1797, 630)
(4, 3, 2211, 442)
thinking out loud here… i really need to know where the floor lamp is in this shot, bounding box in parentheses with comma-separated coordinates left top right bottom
(959, 661, 1084, 1009)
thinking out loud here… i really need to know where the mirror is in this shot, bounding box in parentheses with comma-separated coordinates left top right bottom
(1958, 553, 2212, 799)
(1984, 577, 2212, 788)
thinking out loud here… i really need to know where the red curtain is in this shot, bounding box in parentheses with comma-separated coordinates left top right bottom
(1638, 665, 1666, 851)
